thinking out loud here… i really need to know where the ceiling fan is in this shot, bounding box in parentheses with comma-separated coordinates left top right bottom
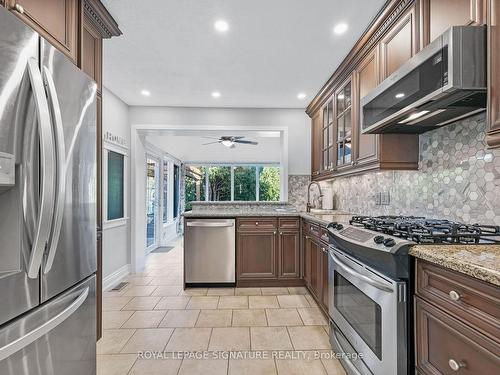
(202, 136, 259, 148)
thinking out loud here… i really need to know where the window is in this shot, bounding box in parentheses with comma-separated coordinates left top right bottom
(184, 164, 281, 211)
(162, 161, 169, 223)
(173, 165, 180, 219)
(234, 166, 256, 201)
(146, 158, 159, 247)
(107, 151, 124, 220)
(207, 166, 231, 201)
(258, 166, 280, 201)
(185, 166, 206, 211)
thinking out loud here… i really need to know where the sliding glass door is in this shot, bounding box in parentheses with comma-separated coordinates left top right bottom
(146, 157, 160, 249)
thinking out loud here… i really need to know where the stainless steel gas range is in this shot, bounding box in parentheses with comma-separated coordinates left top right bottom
(326, 216, 500, 375)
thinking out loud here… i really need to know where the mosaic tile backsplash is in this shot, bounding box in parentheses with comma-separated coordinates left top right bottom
(319, 113, 500, 226)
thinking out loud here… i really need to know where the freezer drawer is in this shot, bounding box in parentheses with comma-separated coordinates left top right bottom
(185, 219, 235, 284)
(0, 275, 96, 375)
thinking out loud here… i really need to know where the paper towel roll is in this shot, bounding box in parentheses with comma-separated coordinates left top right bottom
(322, 185, 334, 210)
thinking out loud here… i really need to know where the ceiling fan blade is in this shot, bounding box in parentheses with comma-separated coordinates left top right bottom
(202, 136, 221, 140)
(232, 136, 245, 140)
(202, 141, 221, 145)
(234, 140, 258, 145)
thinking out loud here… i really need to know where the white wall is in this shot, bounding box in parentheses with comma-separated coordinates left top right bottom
(129, 106, 311, 174)
(102, 88, 131, 281)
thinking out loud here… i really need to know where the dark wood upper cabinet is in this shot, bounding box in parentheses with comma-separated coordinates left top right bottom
(380, 3, 418, 79)
(334, 78, 353, 171)
(6, 0, 79, 63)
(486, 0, 500, 148)
(81, 15, 102, 92)
(311, 111, 323, 177)
(420, 0, 486, 46)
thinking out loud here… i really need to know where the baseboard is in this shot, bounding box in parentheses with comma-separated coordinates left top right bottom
(103, 264, 130, 291)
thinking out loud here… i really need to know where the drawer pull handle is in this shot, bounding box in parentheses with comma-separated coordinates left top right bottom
(448, 359, 465, 371)
(449, 290, 461, 301)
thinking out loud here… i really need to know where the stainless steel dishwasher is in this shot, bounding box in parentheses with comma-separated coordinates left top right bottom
(184, 218, 235, 286)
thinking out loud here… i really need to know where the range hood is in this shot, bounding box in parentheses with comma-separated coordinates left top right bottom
(361, 26, 486, 134)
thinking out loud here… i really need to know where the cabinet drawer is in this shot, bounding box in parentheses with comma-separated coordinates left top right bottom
(416, 260, 500, 342)
(415, 296, 500, 375)
(306, 222, 321, 238)
(279, 217, 299, 230)
(237, 218, 277, 231)
(320, 227, 330, 243)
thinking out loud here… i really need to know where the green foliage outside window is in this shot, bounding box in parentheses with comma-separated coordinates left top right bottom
(259, 166, 280, 201)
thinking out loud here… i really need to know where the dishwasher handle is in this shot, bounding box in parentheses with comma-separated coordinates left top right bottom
(187, 221, 234, 228)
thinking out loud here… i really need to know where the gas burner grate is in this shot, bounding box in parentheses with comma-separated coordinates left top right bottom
(349, 215, 500, 244)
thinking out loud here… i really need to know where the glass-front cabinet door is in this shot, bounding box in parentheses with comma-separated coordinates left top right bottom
(335, 79, 353, 168)
(321, 99, 335, 173)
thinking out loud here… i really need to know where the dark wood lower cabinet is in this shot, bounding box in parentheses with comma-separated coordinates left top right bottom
(415, 296, 500, 375)
(236, 217, 302, 286)
(415, 259, 500, 375)
(320, 245, 329, 310)
(278, 230, 300, 278)
(237, 231, 277, 279)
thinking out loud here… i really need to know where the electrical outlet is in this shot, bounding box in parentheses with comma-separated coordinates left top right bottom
(380, 192, 390, 205)
(375, 192, 390, 205)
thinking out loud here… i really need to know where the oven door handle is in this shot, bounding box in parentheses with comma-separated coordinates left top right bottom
(331, 252, 394, 293)
(330, 329, 363, 375)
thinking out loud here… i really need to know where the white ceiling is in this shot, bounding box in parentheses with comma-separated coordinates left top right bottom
(146, 130, 281, 163)
(102, 0, 385, 108)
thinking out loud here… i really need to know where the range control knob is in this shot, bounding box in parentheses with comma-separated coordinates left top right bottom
(374, 235, 385, 244)
(335, 223, 344, 230)
(327, 222, 337, 229)
(383, 238, 396, 247)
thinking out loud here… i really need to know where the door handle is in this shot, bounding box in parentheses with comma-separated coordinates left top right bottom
(26, 58, 56, 279)
(0, 287, 89, 362)
(330, 251, 393, 292)
(42, 67, 66, 274)
(187, 221, 234, 227)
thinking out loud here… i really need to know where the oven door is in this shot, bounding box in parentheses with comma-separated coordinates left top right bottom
(328, 246, 407, 375)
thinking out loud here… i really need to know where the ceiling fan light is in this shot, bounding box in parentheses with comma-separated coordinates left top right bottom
(221, 140, 234, 147)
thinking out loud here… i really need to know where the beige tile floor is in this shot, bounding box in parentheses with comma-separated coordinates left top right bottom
(98, 239, 346, 375)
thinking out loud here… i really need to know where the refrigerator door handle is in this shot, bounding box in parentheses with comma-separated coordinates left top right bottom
(0, 287, 89, 362)
(42, 67, 66, 274)
(26, 58, 56, 279)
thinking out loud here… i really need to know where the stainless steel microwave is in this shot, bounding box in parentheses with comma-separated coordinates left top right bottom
(361, 26, 486, 134)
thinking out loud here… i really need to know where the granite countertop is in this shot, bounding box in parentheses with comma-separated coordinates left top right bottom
(183, 205, 353, 226)
(410, 244, 500, 286)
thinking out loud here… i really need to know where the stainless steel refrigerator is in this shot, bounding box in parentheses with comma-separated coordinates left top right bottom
(0, 7, 97, 375)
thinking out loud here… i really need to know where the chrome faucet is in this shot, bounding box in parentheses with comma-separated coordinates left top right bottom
(306, 181, 323, 212)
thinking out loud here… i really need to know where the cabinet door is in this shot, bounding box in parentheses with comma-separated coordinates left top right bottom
(237, 231, 277, 279)
(320, 245, 329, 311)
(310, 239, 321, 297)
(303, 235, 312, 287)
(311, 110, 323, 178)
(321, 99, 335, 173)
(486, 0, 500, 148)
(81, 15, 102, 92)
(334, 78, 353, 170)
(354, 48, 379, 166)
(7, 0, 79, 63)
(415, 297, 500, 375)
(421, 0, 485, 46)
(278, 230, 300, 279)
(380, 4, 418, 79)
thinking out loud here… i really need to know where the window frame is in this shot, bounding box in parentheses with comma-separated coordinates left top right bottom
(185, 162, 282, 203)
(103, 141, 128, 229)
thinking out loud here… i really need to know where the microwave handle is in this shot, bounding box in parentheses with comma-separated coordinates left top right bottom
(330, 329, 363, 375)
(330, 251, 393, 293)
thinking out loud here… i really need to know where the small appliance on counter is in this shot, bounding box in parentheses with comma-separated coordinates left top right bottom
(326, 215, 499, 375)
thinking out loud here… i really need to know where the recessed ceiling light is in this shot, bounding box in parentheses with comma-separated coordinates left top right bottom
(211, 91, 221, 98)
(333, 23, 348, 35)
(140, 89, 151, 96)
(395, 92, 405, 99)
(214, 20, 229, 33)
(297, 93, 307, 100)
